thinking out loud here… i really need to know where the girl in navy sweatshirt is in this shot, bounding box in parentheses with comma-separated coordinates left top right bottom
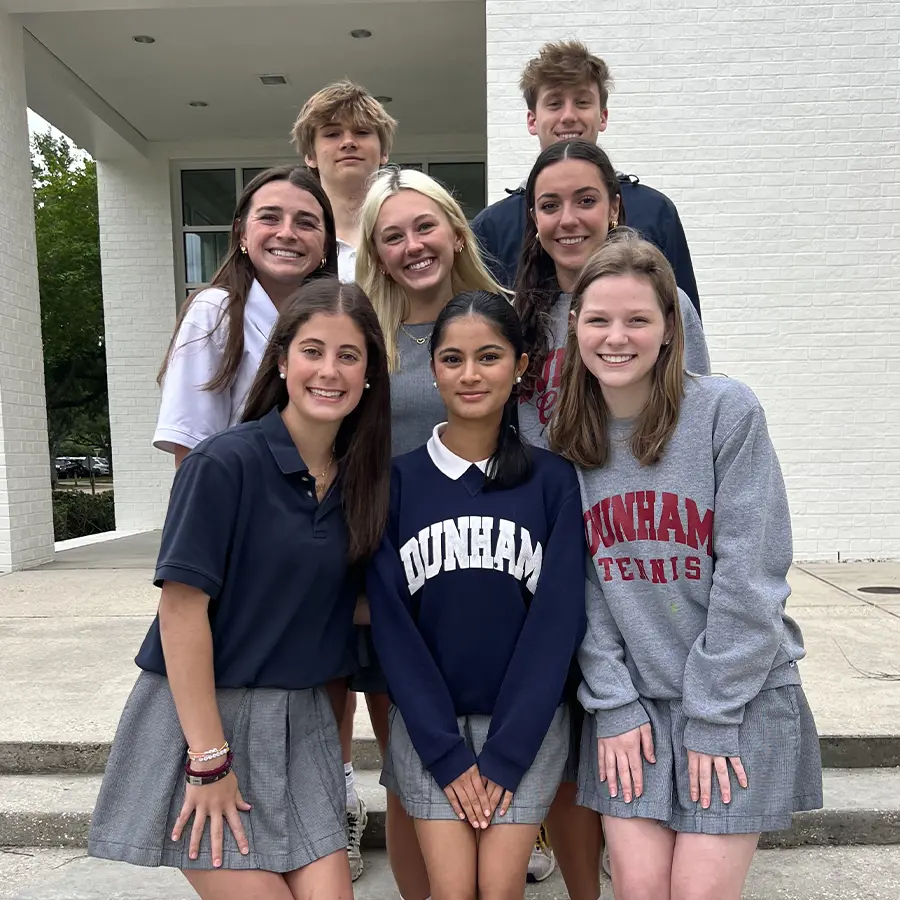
(550, 232, 822, 900)
(368, 291, 586, 899)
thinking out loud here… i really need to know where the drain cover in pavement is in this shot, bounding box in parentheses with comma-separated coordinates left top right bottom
(857, 586, 900, 595)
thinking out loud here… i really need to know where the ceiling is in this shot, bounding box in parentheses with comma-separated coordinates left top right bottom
(17, 0, 486, 153)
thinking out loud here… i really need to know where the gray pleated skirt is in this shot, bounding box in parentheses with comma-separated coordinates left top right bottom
(381, 703, 569, 824)
(577, 685, 823, 834)
(88, 671, 347, 872)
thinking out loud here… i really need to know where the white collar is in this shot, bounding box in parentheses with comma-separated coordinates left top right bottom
(245, 279, 279, 340)
(426, 424, 489, 479)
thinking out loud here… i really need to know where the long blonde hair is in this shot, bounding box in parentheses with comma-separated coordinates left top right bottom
(549, 230, 686, 468)
(356, 167, 505, 372)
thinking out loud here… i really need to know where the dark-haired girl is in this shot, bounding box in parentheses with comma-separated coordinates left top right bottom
(154, 165, 339, 466)
(89, 278, 391, 900)
(512, 140, 711, 899)
(367, 291, 586, 900)
(550, 233, 821, 900)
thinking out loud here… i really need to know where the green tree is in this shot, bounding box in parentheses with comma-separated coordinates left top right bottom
(32, 130, 109, 481)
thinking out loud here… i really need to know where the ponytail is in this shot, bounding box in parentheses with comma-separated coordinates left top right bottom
(484, 390, 532, 492)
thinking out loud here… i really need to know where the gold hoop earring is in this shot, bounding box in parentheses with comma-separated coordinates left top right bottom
(609, 220, 618, 231)
(320, 256, 327, 268)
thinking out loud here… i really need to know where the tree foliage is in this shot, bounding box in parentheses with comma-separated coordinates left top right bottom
(32, 130, 109, 473)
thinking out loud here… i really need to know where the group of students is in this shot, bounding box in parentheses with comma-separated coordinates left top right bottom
(87, 39, 823, 900)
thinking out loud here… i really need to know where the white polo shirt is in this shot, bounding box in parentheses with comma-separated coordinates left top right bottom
(153, 279, 278, 454)
(337, 238, 357, 284)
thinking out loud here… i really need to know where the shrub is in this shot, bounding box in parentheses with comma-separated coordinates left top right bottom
(52, 489, 115, 541)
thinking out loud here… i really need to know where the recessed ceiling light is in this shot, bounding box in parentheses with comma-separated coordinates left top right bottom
(259, 74, 288, 86)
(375, 95, 393, 104)
(132, 35, 156, 44)
(189, 100, 209, 108)
(350, 29, 372, 39)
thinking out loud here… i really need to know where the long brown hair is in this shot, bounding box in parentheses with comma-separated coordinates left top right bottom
(549, 230, 685, 468)
(242, 278, 390, 560)
(514, 140, 624, 393)
(158, 165, 338, 392)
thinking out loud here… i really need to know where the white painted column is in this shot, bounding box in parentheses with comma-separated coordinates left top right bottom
(0, 13, 54, 572)
(97, 152, 177, 532)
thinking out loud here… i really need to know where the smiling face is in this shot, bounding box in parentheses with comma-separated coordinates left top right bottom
(527, 81, 609, 151)
(432, 314, 528, 424)
(575, 273, 673, 416)
(305, 117, 387, 190)
(374, 190, 462, 307)
(279, 312, 369, 428)
(241, 180, 327, 291)
(533, 158, 620, 293)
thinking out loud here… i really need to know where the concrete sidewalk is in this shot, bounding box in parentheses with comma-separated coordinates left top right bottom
(0, 531, 898, 749)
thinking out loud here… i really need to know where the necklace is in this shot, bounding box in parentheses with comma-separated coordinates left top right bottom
(399, 322, 432, 345)
(314, 447, 335, 498)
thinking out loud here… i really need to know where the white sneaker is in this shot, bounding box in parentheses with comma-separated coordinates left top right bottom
(346, 795, 368, 882)
(526, 824, 556, 883)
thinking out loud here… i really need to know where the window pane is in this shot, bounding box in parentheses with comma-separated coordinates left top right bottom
(427, 162, 486, 219)
(182, 169, 237, 226)
(242, 167, 267, 187)
(398, 162, 423, 171)
(185, 232, 231, 284)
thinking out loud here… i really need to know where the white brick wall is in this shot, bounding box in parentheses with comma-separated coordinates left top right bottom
(97, 152, 177, 532)
(0, 13, 54, 573)
(486, 0, 900, 561)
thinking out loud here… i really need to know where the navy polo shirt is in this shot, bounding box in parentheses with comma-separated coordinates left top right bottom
(135, 406, 358, 690)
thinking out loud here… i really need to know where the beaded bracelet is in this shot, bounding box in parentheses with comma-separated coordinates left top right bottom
(187, 741, 230, 763)
(184, 751, 234, 786)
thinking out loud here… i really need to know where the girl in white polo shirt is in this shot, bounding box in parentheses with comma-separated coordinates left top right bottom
(154, 165, 339, 465)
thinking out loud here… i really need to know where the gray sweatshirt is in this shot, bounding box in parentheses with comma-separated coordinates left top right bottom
(576, 375, 805, 758)
(519, 289, 710, 449)
(390, 323, 447, 456)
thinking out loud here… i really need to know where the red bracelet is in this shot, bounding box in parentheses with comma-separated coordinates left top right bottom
(184, 750, 233, 780)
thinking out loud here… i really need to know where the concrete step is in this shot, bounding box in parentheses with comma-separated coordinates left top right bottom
(3, 845, 900, 900)
(0, 768, 898, 853)
(2, 734, 899, 776)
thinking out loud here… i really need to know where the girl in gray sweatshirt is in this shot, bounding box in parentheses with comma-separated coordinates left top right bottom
(549, 231, 822, 899)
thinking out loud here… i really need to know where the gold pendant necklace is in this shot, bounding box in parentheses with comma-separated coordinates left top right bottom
(399, 322, 432, 345)
(315, 448, 335, 498)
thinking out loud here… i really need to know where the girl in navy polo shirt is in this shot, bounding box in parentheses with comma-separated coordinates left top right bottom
(368, 291, 586, 899)
(154, 165, 339, 467)
(89, 278, 391, 900)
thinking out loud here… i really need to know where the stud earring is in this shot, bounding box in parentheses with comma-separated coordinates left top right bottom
(364, 381, 370, 389)
(433, 380, 438, 389)
(240, 245, 248, 255)
(663, 340, 670, 346)
(455, 244, 464, 254)
(279, 371, 286, 379)
(609, 219, 618, 231)
(515, 376, 522, 384)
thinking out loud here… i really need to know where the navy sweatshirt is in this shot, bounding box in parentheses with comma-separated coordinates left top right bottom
(367, 428, 587, 792)
(471, 175, 701, 316)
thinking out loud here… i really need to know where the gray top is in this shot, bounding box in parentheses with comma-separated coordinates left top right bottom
(575, 375, 805, 758)
(390, 323, 447, 457)
(518, 289, 711, 449)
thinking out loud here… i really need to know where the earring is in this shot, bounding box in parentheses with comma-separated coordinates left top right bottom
(320, 256, 327, 268)
(455, 244, 464, 254)
(364, 381, 370, 389)
(663, 340, 670, 346)
(433, 380, 438, 388)
(279, 371, 286, 380)
(609, 219, 618, 231)
(515, 376, 522, 384)
(240, 245, 248, 255)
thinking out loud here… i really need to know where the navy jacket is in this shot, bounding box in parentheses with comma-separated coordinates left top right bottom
(472, 174, 701, 317)
(367, 443, 586, 793)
